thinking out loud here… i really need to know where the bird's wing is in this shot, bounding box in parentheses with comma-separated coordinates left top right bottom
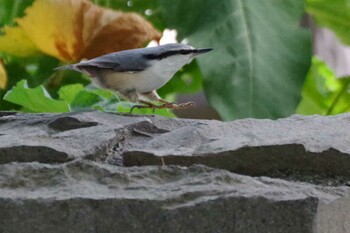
(77, 52, 150, 73)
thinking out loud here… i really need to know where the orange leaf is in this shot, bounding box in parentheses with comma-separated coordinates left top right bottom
(17, 0, 161, 61)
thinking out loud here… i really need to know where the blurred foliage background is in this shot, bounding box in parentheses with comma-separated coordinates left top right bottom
(0, 0, 350, 120)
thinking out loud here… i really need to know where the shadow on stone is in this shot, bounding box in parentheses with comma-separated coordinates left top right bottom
(48, 116, 98, 131)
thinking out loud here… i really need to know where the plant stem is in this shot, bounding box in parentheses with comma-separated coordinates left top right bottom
(10, 0, 20, 24)
(326, 77, 350, 115)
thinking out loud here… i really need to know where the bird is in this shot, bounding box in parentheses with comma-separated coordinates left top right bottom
(54, 43, 212, 111)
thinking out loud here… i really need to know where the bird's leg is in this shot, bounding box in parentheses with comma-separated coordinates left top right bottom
(142, 91, 195, 109)
(122, 90, 156, 113)
(129, 100, 158, 113)
(142, 91, 171, 105)
(130, 90, 195, 113)
(130, 99, 173, 113)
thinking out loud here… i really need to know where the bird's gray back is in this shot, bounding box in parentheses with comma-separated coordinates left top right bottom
(77, 43, 193, 73)
(79, 49, 149, 72)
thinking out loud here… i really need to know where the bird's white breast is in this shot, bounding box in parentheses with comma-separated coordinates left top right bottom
(100, 54, 193, 93)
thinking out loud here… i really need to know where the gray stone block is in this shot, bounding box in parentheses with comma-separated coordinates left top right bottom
(0, 111, 349, 232)
(0, 161, 348, 233)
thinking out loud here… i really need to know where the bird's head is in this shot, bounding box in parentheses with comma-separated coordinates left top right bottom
(142, 43, 212, 62)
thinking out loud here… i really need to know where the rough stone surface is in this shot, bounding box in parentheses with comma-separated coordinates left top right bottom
(0, 111, 151, 164)
(0, 111, 350, 233)
(0, 160, 349, 233)
(122, 113, 350, 182)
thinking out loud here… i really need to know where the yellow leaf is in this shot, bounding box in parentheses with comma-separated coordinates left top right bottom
(0, 60, 7, 89)
(0, 26, 38, 57)
(17, 0, 161, 61)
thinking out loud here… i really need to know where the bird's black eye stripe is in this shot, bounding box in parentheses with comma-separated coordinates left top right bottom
(143, 49, 194, 60)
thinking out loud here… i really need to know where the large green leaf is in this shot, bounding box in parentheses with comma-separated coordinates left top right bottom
(0, 0, 35, 27)
(158, 61, 202, 97)
(296, 57, 350, 115)
(159, 0, 311, 120)
(4, 80, 70, 112)
(306, 0, 350, 45)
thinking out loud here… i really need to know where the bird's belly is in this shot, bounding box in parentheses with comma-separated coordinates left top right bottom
(96, 56, 192, 93)
(100, 70, 172, 93)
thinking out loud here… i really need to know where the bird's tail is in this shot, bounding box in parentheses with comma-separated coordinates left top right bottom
(53, 64, 76, 71)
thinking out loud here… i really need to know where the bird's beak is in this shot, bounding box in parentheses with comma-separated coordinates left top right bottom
(193, 48, 213, 56)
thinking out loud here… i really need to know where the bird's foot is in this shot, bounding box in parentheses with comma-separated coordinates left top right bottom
(160, 101, 195, 109)
(130, 104, 155, 113)
(129, 101, 194, 113)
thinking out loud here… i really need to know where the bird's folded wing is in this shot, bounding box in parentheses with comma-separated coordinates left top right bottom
(79, 53, 149, 72)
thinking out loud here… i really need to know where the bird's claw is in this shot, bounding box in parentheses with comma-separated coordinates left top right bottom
(161, 101, 194, 109)
(129, 101, 194, 113)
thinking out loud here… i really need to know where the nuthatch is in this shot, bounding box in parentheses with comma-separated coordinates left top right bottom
(55, 43, 212, 110)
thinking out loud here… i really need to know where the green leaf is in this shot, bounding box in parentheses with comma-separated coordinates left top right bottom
(58, 84, 110, 110)
(93, 96, 120, 112)
(87, 88, 123, 112)
(0, 0, 35, 27)
(0, 58, 32, 110)
(70, 91, 103, 110)
(58, 84, 121, 111)
(296, 57, 350, 115)
(58, 84, 85, 104)
(28, 55, 61, 86)
(158, 61, 202, 97)
(4, 80, 70, 112)
(159, 0, 311, 120)
(306, 0, 350, 45)
(87, 88, 117, 99)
